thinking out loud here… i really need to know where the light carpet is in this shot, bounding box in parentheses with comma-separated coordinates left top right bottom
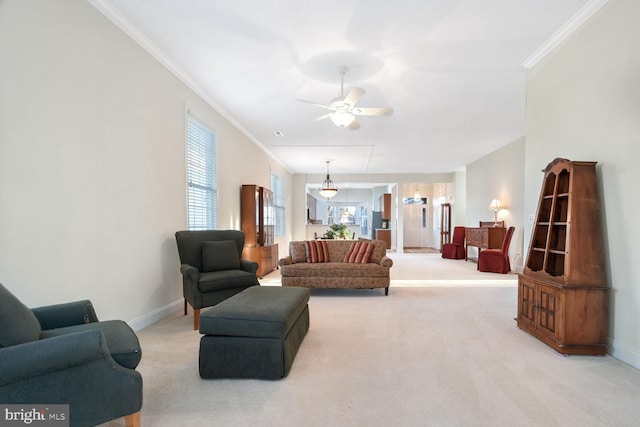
(103, 254, 639, 427)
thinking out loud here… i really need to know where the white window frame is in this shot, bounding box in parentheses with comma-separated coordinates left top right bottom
(271, 173, 285, 237)
(186, 115, 217, 230)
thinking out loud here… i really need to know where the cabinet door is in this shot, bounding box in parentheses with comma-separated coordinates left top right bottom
(535, 283, 561, 341)
(381, 193, 391, 220)
(518, 277, 536, 328)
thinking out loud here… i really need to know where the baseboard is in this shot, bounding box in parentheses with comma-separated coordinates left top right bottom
(607, 337, 640, 370)
(127, 299, 183, 332)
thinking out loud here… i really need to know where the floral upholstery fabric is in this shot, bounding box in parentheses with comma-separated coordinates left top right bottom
(279, 240, 392, 290)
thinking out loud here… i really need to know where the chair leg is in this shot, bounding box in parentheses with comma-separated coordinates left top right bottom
(125, 412, 141, 427)
(184, 299, 187, 315)
(193, 309, 200, 330)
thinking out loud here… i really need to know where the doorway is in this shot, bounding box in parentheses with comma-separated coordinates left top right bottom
(402, 183, 451, 252)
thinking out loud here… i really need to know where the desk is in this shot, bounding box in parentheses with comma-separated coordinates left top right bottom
(465, 227, 506, 261)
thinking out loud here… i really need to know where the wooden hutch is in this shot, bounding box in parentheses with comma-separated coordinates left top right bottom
(517, 158, 608, 355)
(241, 184, 278, 278)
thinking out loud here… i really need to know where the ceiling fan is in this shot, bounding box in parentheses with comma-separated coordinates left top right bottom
(298, 66, 393, 130)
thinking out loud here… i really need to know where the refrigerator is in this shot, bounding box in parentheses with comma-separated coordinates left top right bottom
(371, 211, 383, 238)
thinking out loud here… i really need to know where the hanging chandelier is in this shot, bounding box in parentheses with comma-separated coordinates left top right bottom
(318, 160, 338, 199)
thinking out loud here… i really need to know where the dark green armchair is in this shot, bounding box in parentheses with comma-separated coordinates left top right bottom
(175, 230, 260, 330)
(0, 283, 143, 427)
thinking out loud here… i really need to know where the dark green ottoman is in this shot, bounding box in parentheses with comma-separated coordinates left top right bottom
(199, 286, 310, 379)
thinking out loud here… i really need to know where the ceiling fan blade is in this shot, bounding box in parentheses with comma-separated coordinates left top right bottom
(344, 87, 365, 107)
(314, 112, 333, 121)
(352, 107, 394, 116)
(296, 99, 332, 110)
(349, 119, 360, 130)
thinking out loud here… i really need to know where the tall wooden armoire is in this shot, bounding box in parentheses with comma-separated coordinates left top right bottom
(517, 158, 608, 355)
(241, 185, 278, 278)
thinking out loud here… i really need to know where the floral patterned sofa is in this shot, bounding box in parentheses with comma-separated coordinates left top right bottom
(278, 239, 393, 295)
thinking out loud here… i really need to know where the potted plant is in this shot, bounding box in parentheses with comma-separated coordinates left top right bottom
(323, 223, 352, 239)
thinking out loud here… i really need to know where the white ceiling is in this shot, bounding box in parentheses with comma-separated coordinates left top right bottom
(95, 0, 595, 175)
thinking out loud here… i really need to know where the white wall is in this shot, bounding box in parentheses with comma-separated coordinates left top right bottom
(0, 0, 289, 329)
(466, 138, 526, 268)
(524, 0, 640, 368)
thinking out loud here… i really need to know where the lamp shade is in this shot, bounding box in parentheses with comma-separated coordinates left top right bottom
(489, 199, 503, 211)
(318, 186, 338, 198)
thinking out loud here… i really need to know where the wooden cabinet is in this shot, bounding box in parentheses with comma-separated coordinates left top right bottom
(517, 158, 608, 355)
(241, 185, 278, 278)
(375, 229, 391, 249)
(464, 227, 505, 261)
(242, 244, 278, 279)
(380, 193, 391, 220)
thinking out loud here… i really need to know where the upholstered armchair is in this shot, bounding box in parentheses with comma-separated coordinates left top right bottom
(175, 230, 260, 330)
(478, 226, 516, 273)
(441, 226, 466, 259)
(0, 283, 142, 427)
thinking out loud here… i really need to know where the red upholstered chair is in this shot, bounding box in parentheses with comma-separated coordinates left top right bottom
(441, 226, 466, 259)
(478, 226, 515, 273)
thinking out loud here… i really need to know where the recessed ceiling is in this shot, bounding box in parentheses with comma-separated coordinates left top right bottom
(93, 0, 596, 174)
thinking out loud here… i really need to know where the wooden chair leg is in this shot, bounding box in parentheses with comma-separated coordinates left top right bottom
(184, 299, 187, 315)
(193, 308, 200, 330)
(125, 412, 141, 427)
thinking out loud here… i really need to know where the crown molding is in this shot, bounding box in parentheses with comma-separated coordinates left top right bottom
(521, 0, 609, 69)
(87, 0, 292, 174)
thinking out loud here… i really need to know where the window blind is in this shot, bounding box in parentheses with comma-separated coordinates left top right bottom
(271, 173, 285, 236)
(187, 116, 217, 230)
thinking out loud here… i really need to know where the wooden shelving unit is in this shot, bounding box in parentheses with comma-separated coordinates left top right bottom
(517, 158, 608, 355)
(241, 185, 278, 278)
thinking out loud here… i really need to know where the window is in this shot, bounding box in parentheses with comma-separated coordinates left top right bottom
(271, 173, 285, 236)
(186, 116, 217, 230)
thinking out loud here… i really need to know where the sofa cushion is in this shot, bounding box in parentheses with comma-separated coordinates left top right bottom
(290, 241, 307, 264)
(0, 283, 42, 348)
(344, 241, 375, 263)
(305, 240, 329, 263)
(280, 262, 390, 278)
(199, 270, 257, 292)
(202, 240, 240, 272)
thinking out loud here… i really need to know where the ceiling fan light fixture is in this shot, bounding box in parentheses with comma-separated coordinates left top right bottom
(330, 111, 355, 127)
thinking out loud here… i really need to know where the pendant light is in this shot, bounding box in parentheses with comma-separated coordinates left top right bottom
(318, 161, 338, 199)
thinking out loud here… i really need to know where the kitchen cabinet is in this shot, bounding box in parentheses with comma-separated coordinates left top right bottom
(375, 229, 391, 249)
(380, 193, 391, 220)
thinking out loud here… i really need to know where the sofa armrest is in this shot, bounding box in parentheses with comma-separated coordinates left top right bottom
(180, 264, 200, 284)
(31, 300, 99, 330)
(0, 329, 143, 425)
(0, 329, 124, 385)
(380, 256, 393, 268)
(278, 256, 293, 267)
(240, 259, 259, 274)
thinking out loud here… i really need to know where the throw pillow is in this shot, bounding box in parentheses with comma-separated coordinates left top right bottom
(343, 241, 375, 264)
(202, 240, 241, 272)
(290, 242, 307, 264)
(0, 283, 42, 348)
(305, 240, 329, 263)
